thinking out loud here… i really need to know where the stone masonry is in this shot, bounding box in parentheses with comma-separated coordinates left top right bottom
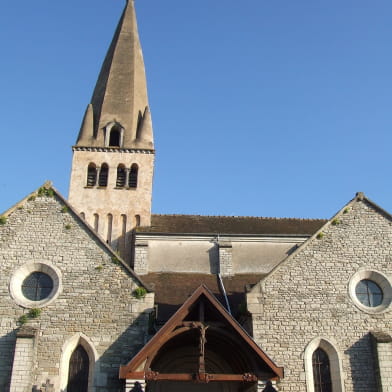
(372, 332, 392, 392)
(248, 197, 392, 392)
(9, 328, 36, 392)
(0, 190, 154, 392)
(218, 241, 233, 277)
(134, 242, 149, 275)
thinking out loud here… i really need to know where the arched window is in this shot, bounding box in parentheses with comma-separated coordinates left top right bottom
(80, 212, 85, 220)
(121, 214, 127, 251)
(98, 164, 109, 187)
(312, 348, 332, 392)
(86, 163, 97, 187)
(67, 345, 89, 392)
(304, 338, 344, 392)
(116, 164, 126, 187)
(107, 214, 113, 244)
(109, 126, 121, 147)
(93, 214, 99, 232)
(135, 214, 141, 227)
(129, 164, 138, 188)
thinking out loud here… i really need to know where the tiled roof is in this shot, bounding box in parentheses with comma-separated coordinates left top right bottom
(138, 214, 327, 235)
(142, 273, 265, 321)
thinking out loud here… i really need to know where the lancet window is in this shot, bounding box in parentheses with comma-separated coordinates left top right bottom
(312, 348, 332, 392)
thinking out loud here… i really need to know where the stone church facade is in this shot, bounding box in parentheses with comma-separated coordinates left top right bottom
(0, 1, 391, 392)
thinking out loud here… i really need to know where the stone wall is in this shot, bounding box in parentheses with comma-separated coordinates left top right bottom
(69, 149, 155, 263)
(0, 192, 154, 392)
(248, 198, 392, 392)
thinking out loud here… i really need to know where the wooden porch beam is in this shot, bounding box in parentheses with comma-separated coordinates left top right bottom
(121, 371, 258, 383)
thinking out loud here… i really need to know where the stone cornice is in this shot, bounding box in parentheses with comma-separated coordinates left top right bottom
(135, 233, 309, 243)
(72, 146, 155, 154)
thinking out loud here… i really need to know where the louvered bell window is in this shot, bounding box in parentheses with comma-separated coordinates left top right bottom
(87, 164, 97, 187)
(129, 164, 138, 188)
(116, 165, 126, 187)
(98, 164, 109, 187)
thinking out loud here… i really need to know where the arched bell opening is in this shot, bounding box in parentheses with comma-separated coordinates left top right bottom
(104, 122, 124, 148)
(109, 126, 121, 147)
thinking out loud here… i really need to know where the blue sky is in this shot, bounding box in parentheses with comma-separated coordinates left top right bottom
(1, 0, 391, 219)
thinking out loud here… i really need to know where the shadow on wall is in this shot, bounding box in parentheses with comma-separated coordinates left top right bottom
(84, 311, 150, 392)
(0, 330, 17, 392)
(30, 311, 150, 392)
(208, 243, 219, 275)
(345, 333, 378, 392)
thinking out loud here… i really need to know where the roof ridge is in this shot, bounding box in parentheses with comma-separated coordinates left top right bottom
(151, 213, 327, 221)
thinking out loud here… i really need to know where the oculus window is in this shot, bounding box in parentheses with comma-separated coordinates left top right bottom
(10, 262, 62, 308)
(22, 272, 54, 301)
(349, 270, 392, 314)
(355, 279, 383, 308)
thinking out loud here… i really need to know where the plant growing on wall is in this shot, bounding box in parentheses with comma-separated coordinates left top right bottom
(133, 287, 147, 299)
(28, 308, 41, 319)
(18, 315, 28, 325)
(18, 308, 42, 325)
(38, 187, 54, 197)
(0, 216, 7, 225)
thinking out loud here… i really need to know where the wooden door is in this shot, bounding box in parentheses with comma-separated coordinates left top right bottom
(68, 345, 89, 392)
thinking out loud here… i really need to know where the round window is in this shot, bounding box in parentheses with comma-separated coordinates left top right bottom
(349, 270, 392, 314)
(355, 279, 383, 307)
(21, 272, 54, 301)
(10, 262, 62, 308)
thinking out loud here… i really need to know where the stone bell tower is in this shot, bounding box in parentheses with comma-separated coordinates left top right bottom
(68, 0, 154, 262)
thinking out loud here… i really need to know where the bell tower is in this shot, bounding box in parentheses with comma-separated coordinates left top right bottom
(68, 0, 154, 262)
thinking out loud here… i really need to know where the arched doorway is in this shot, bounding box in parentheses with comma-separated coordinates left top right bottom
(67, 345, 89, 392)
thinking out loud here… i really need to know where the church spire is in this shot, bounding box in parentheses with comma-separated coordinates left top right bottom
(76, 0, 153, 150)
(69, 0, 155, 263)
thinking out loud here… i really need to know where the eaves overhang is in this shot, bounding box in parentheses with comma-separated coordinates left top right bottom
(119, 285, 283, 382)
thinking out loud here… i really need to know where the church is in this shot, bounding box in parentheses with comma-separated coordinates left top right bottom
(0, 1, 391, 392)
